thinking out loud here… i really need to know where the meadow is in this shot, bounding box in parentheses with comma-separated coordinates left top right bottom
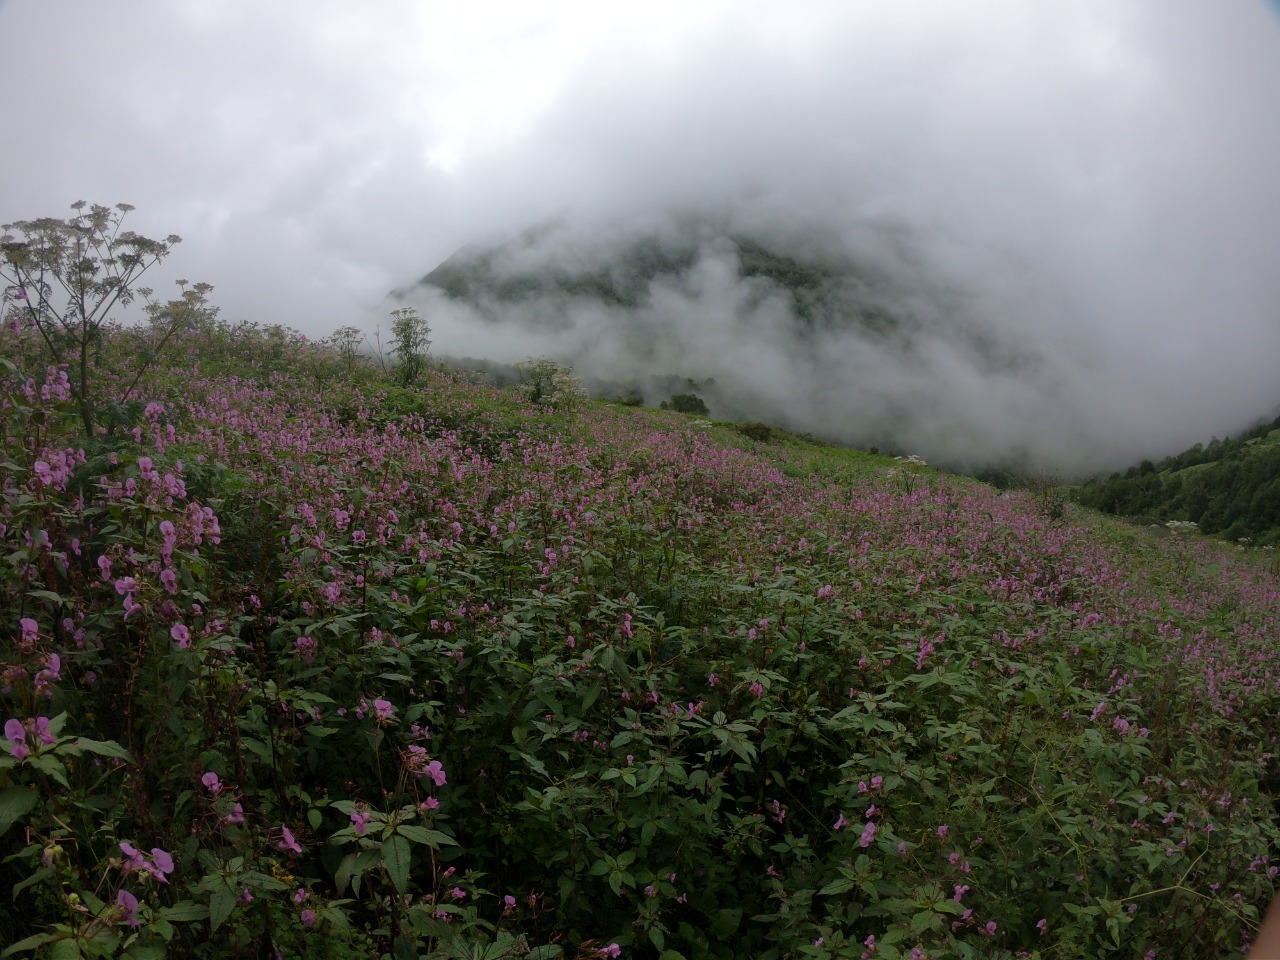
(2, 320, 1279, 959)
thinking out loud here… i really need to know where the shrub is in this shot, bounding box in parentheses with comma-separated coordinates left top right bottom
(667, 392, 708, 415)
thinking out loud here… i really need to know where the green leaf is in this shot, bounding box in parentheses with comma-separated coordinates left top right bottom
(2, 931, 62, 957)
(60, 737, 133, 762)
(26, 755, 69, 788)
(525, 947, 565, 960)
(209, 889, 236, 933)
(393, 824, 456, 847)
(11, 867, 54, 902)
(158, 902, 210, 922)
(0, 786, 38, 837)
(122, 946, 166, 960)
(818, 878, 854, 896)
(383, 834, 411, 894)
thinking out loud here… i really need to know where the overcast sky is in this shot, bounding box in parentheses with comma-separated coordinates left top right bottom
(2, 1, 1279, 468)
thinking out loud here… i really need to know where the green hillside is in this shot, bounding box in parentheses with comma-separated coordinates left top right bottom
(1076, 414, 1280, 544)
(2, 313, 1279, 958)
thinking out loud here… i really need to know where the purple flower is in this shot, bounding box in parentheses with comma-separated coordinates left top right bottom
(117, 888, 139, 928)
(833, 814, 848, 830)
(119, 842, 147, 872)
(33, 717, 54, 745)
(424, 760, 447, 787)
(148, 847, 174, 883)
(351, 811, 369, 835)
(859, 821, 877, 848)
(97, 555, 112, 580)
(5, 718, 28, 761)
(276, 826, 302, 854)
(170, 623, 191, 648)
(373, 698, 394, 721)
(202, 771, 223, 793)
(19, 618, 38, 642)
(300, 908, 316, 929)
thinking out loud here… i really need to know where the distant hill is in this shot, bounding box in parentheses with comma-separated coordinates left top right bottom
(1076, 414, 1280, 543)
(391, 217, 1051, 469)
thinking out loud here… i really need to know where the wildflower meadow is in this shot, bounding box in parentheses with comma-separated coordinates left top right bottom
(2, 315, 1279, 958)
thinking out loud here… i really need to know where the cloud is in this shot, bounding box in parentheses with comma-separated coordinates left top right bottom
(1, 1, 1278, 470)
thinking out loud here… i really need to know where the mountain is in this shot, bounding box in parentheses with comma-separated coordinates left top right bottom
(391, 217, 1059, 471)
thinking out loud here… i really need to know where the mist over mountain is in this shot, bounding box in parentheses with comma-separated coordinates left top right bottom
(392, 211, 1256, 476)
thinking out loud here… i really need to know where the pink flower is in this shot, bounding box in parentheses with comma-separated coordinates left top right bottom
(373, 698, 394, 721)
(223, 803, 245, 825)
(1037, 918, 1047, 934)
(119, 842, 147, 872)
(117, 888, 139, 928)
(833, 814, 848, 830)
(170, 623, 190, 647)
(201, 771, 223, 793)
(33, 717, 54, 745)
(936, 824, 949, 839)
(19, 618, 37, 642)
(351, 811, 369, 835)
(598, 945, 621, 959)
(424, 760, 447, 787)
(859, 821, 877, 848)
(301, 908, 316, 929)
(148, 847, 174, 883)
(5, 718, 29, 762)
(276, 826, 302, 854)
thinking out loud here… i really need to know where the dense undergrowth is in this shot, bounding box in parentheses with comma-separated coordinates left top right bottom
(3, 320, 1280, 959)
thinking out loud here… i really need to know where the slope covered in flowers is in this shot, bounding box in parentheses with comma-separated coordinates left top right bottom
(2, 324, 1279, 959)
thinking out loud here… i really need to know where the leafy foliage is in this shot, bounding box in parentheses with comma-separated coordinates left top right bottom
(1, 313, 1279, 958)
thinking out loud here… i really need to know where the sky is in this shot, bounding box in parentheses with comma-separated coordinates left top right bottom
(2, 1, 1279, 470)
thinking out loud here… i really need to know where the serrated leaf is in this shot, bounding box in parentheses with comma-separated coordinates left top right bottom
(209, 889, 235, 933)
(11, 866, 54, 902)
(26, 755, 69, 788)
(0, 786, 38, 837)
(818, 878, 855, 896)
(122, 946, 166, 960)
(60, 738, 133, 761)
(383, 834, 411, 894)
(158, 902, 210, 922)
(2, 931, 61, 957)
(392, 824, 455, 847)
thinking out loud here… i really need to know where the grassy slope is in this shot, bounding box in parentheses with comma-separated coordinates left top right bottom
(2, 325, 1280, 959)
